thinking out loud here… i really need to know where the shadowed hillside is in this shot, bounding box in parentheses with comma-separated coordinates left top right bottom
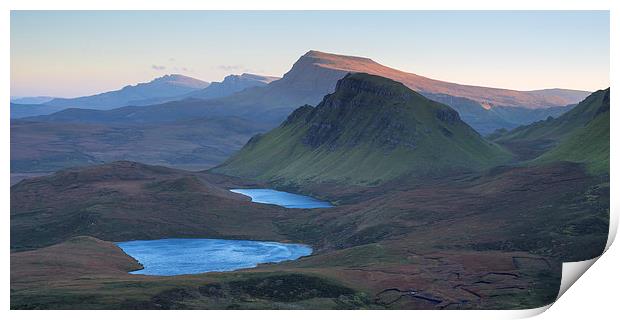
(10, 54, 608, 311)
(24, 51, 588, 132)
(11, 160, 608, 309)
(214, 73, 510, 186)
(10, 161, 281, 251)
(11, 115, 270, 175)
(11, 52, 589, 175)
(494, 88, 610, 175)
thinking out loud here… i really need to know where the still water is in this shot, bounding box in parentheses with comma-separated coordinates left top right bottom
(230, 188, 333, 209)
(117, 238, 312, 276)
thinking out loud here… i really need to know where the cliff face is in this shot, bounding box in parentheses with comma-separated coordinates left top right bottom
(277, 50, 590, 109)
(213, 74, 510, 186)
(214, 50, 590, 134)
(296, 74, 463, 150)
(297, 75, 426, 150)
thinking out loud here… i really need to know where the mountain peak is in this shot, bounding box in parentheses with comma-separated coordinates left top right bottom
(150, 74, 209, 89)
(158, 73, 184, 79)
(332, 73, 417, 100)
(274, 51, 383, 97)
(302, 50, 376, 63)
(240, 73, 280, 82)
(214, 74, 508, 185)
(303, 50, 324, 57)
(286, 51, 590, 110)
(45, 74, 209, 109)
(223, 73, 279, 84)
(329, 73, 464, 124)
(184, 72, 279, 100)
(297, 51, 378, 70)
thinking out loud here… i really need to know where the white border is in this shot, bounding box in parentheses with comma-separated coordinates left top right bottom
(0, 0, 615, 10)
(2, 1, 616, 319)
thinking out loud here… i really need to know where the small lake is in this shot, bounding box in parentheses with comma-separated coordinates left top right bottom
(117, 238, 312, 276)
(230, 188, 333, 209)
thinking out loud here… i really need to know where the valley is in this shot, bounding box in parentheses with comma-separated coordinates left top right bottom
(10, 116, 270, 176)
(10, 73, 609, 310)
(213, 73, 511, 186)
(11, 51, 588, 175)
(10, 158, 607, 309)
(7, 6, 614, 313)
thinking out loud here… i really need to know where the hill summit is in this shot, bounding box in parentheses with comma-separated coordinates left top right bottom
(213, 73, 509, 186)
(277, 50, 589, 108)
(45, 74, 210, 110)
(187, 73, 279, 100)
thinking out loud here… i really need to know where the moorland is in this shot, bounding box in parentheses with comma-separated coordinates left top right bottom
(10, 52, 609, 310)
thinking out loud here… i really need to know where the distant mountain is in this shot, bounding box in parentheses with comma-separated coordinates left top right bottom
(25, 99, 225, 124)
(27, 51, 588, 134)
(288, 51, 589, 109)
(11, 115, 271, 174)
(44, 74, 210, 110)
(201, 51, 588, 134)
(11, 73, 278, 119)
(216, 50, 587, 112)
(526, 88, 596, 105)
(10, 103, 69, 119)
(422, 93, 574, 135)
(10, 95, 65, 119)
(13, 51, 591, 174)
(127, 73, 280, 106)
(188, 73, 279, 100)
(10, 96, 55, 104)
(494, 88, 610, 174)
(213, 73, 510, 186)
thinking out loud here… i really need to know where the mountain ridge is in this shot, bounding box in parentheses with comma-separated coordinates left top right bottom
(25, 51, 588, 135)
(44, 74, 210, 110)
(213, 73, 510, 186)
(11, 73, 279, 119)
(185, 73, 279, 100)
(289, 51, 590, 108)
(494, 88, 610, 174)
(10, 96, 56, 105)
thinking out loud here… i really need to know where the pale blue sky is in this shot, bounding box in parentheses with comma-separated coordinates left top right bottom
(11, 11, 609, 97)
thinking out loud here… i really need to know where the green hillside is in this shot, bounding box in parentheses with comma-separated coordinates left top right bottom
(213, 73, 510, 186)
(495, 88, 609, 175)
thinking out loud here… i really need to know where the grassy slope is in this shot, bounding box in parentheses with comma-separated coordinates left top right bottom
(537, 107, 609, 175)
(495, 88, 609, 175)
(11, 160, 608, 309)
(11, 236, 366, 310)
(10, 78, 609, 310)
(10, 161, 284, 251)
(215, 74, 509, 186)
(11, 236, 143, 281)
(497, 88, 606, 141)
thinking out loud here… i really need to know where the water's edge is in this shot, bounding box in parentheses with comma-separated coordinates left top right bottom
(116, 238, 312, 276)
(230, 188, 333, 209)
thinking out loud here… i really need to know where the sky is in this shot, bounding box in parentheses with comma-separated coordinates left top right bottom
(11, 11, 609, 98)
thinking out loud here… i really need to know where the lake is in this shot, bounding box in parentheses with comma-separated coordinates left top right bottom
(230, 188, 333, 209)
(117, 238, 312, 276)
